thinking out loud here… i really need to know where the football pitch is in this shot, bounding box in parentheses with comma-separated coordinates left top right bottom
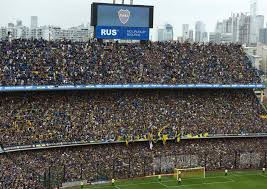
(68, 170, 267, 189)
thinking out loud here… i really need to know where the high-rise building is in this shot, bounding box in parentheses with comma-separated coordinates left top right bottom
(31, 16, 38, 28)
(30, 27, 43, 39)
(249, 0, 257, 44)
(202, 32, 208, 43)
(232, 13, 241, 43)
(164, 24, 173, 41)
(195, 31, 201, 42)
(259, 28, 267, 44)
(157, 24, 173, 42)
(255, 15, 264, 42)
(7, 23, 15, 28)
(157, 28, 164, 42)
(221, 33, 233, 43)
(214, 1, 263, 44)
(209, 32, 221, 44)
(177, 36, 183, 43)
(7, 23, 18, 39)
(33, 24, 90, 41)
(182, 24, 189, 41)
(239, 13, 251, 44)
(1, 21, 29, 40)
(0, 27, 7, 40)
(215, 22, 223, 33)
(231, 12, 253, 44)
(17, 26, 29, 39)
(0, 15, 91, 41)
(195, 21, 205, 43)
(189, 30, 194, 42)
(16, 20, 22, 27)
(222, 17, 232, 33)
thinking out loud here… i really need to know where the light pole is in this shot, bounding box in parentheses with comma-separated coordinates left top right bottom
(113, 0, 133, 4)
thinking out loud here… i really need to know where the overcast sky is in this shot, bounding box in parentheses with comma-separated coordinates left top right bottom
(0, 0, 266, 38)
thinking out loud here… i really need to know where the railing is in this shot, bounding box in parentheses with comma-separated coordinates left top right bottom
(0, 83, 265, 92)
(3, 133, 267, 153)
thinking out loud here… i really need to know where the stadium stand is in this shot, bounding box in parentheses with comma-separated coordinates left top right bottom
(0, 89, 266, 147)
(0, 39, 262, 85)
(0, 40, 266, 188)
(2, 138, 267, 188)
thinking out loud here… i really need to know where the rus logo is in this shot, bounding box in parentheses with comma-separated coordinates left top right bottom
(101, 29, 117, 36)
(118, 9, 130, 24)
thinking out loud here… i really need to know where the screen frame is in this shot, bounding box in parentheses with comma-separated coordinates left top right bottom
(91, 3, 154, 28)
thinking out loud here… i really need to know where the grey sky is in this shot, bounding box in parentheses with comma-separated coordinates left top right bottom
(0, 0, 266, 39)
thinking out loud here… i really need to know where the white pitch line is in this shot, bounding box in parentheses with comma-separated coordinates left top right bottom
(115, 186, 121, 189)
(158, 182, 169, 188)
(231, 173, 262, 177)
(85, 185, 114, 189)
(259, 174, 267, 178)
(204, 180, 235, 185)
(226, 177, 236, 182)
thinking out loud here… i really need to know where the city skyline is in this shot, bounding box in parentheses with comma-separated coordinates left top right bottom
(0, 0, 267, 39)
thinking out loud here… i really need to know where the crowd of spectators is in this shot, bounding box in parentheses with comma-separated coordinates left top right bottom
(0, 39, 262, 85)
(0, 89, 266, 147)
(1, 137, 266, 188)
(0, 154, 43, 189)
(0, 39, 266, 188)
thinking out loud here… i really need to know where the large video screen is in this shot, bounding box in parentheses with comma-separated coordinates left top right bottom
(91, 3, 154, 28)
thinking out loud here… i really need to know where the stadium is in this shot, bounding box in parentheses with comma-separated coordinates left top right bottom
(0, 1, 267, 189)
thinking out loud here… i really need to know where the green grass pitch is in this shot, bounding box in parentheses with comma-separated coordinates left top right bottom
(68, 170, 267, 189)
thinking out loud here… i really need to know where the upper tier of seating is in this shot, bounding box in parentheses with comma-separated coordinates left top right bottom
(0, 39, 262, 86)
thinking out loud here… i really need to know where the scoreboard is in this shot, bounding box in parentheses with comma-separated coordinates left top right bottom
(91, 3, 154, 40)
